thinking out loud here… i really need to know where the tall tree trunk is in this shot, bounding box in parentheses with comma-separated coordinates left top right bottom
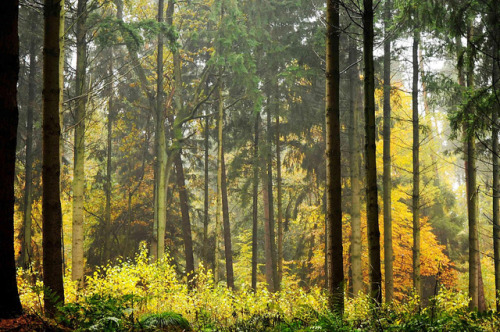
(72, 0, 88, 287)
(0, 0, 23, 318)
(349, 35, 362, 298)
(221, 146, 234, 289)
(21, 11, 38, 269)
(266, 101, 279, 292)
(363, 0, 382, 305)
(276, 109, 283, 285)
(383, 0, 393, 303)
(263, 175, 273, 291)
(215, 77, 224, 283)
(326, 0, 344, 314)
(174, 151, 195, 286)
(465, 26, 480, 311)
(412, 28, 421, 298)
(42, 0, 65, 316)
(153, 0, 168, 261)
(103, 48, 113, 264)
(59, 0, 65, 271)
(491, 0, 500, 311)
(203, 113, 210, 266)
(251, 112, 260, 291)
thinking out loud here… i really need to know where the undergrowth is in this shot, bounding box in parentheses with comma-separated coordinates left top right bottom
(16, 246, 500, 331)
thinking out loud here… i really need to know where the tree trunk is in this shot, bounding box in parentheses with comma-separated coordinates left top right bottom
(276, 109, 283, 285)
(215, 77, 224, 283)
(465, 26, 480, 311)
(21, 10, 38, 270)
(59, 1, 65, 271)
(203, 112, 210, 266)
(263, 175, 273, 291)
(266, 102, 279, 292)
(153, 0, 168, 261)
(326, 0, 344, 314)
(221, 146, 234, 289)
(412, 28, 421, 298)
(42, 0, 65, 316)
(383, 0, 393, 303)
(103, 48, 113, 264)
(72, 0, 88, 287)
(0, 0, 23, 318)
(363, 0, 382, 305)
(348, 30, 362, 299)
(251, 112, 260, 291)
(174, 151, 195, 286)
(491, 0, 500, 311)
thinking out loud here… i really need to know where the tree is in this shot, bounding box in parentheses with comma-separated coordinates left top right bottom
(42, 0, 65, 316)
(412, 27, 421, 298)
(363, 0, 382, 304)
(0, 0, 23, 319)
(72, 0, 88, 287)
(383, 0, 394, 303)
(326, 0, 343, 313)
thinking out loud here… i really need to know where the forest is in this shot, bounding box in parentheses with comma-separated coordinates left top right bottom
(1, 0, 500, 330)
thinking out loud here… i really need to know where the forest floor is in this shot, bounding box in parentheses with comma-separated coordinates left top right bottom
(0, 314, 64, 332)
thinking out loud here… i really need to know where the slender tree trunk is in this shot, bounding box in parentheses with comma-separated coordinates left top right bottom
(363, 0, 382, 304)
(174, 151, 195, 286)
(412, 29, 421, 298)
(103, 49, 113, 264)
(203, 113, 210, 266)
(42, 0, 65, 316)
(383, 0, 393, 303)
(154, 0, 168, 261)
(491, 0, 500, 310)
(0, 0, 23, 318)
(215, 77, 224, 283)
(326, 0, 344, 314)
(59, 1, 65, 271)
(263, 175, 273, 291)
(464, 27, 480, 311)
(251, 112, 260, 291)
(21, 12, 38, 269)
(266, 101, 279, 292)
(221, 146, 234, 289)
(349, 36, 362, 298)
(276, 110, 283, 285)
(72, 0, 88, 287)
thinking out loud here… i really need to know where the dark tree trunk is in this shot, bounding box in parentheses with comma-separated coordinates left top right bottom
(363, 0, 382, 305)
(21, 10, 38, 270)
(348, 30, 362, 298)
(251, 112, 260, 291)
(326, 0, 344, 314)
(383, 0, 394, 303)
(266, 104, 279, 292)
(103, 49, 113, 264)
(0, 0, 23, 319)
(174, 151, 195, 287)
(203, 113, 210, 266)
(412, 29, 421, 298)
(42, 0, 65, 316)
(221, 146, 234, 289)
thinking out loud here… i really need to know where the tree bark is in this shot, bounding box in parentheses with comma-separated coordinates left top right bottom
(103, 48, 113, 264)
(42, 0, 65, 316)
(263, 174, 273, 291)
(21, 10, 38, 270)
(72, 0, 88, 287)
(276, 109, 283, 285)
(221, 145, 234, 289)
(326, 0, 344, 314)
(174, 151, 195, 286)
(203, 113, 210, 266)
(215, 77, 223, 283)
(266, 101, 279, 292)
(412, 28, 421, 298)
(349, 34, 362, 298)
(363, 0, 382, 305)
(251, 112, 260, 291)
(0, 0, 23, 318)
(491, 0, 500, 311)
(383, 0, 393, 303)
